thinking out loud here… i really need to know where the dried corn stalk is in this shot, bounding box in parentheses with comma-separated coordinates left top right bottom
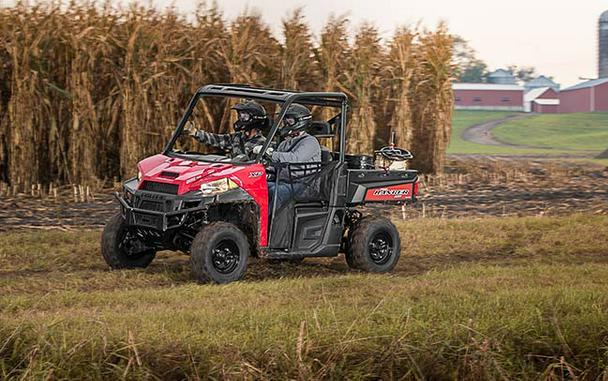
(0, 3, 455, 189)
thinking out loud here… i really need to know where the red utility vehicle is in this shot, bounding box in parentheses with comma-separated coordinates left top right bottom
(102, 85, 419, 283)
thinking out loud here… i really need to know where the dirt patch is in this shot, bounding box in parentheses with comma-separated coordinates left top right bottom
(597, 148, 608, 159)
(371, 157, 608, 219)
(460, 114, 598, 158)
(0, 196, 115, 231)
(0, 158, 606, 231)
(461, 114, 530, 147)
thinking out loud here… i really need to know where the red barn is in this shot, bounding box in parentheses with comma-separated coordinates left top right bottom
(559, 78, 608, 113)
(524, 87, 560, 113)
(453, 83, 524, 111)
(532, 99, 560, 113)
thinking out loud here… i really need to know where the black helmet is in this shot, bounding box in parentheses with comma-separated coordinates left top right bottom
(279, 103, 312, 137)
(232, 100, 268, 132)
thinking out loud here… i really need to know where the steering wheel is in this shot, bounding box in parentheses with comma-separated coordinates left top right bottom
(231, 154, 249, 162)
(375, 146, 414, 161)
(262, 159, 276, 181)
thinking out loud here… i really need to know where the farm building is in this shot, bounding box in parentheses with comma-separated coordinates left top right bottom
(524, 87, 560, 113)
(524, 76, 560, 92)
(559, 78, 608, 113)
(487, 69, 517, 85)
(453, 83, 524, 111)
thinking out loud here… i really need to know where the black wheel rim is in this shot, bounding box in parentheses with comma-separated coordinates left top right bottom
(118, 229, 150, 258)
(211, 239, 240, 274)
(368, 232, 393, 265)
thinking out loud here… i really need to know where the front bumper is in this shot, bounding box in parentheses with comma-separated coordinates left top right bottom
(116, 192, 208, 231)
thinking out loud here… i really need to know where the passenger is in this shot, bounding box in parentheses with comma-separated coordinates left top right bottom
(254, 103, 321, 211)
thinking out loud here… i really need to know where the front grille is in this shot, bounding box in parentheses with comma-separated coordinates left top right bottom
(139, 200, 165, 212)
(133, 213, 163, 230)
(141, 181, 178, 195)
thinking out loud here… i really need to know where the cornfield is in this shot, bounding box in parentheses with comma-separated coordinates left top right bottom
(0, 1, 454, 190)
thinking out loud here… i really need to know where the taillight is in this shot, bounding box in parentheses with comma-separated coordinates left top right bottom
(413, 181, 419, 197)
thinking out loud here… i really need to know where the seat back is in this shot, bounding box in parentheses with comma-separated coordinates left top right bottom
(320, 146, 333, 163)
(307, 121, 333, 138)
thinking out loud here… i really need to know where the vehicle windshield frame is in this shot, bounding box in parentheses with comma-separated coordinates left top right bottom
(163, 85, 349, 164)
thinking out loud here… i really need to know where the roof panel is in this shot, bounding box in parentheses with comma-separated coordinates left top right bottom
(488, 69, 513, 77)
(524, 87, 554, 102)
(196, 84, 347, 107)
(562, 78, 608, 91)
(526, 75, 556, 85)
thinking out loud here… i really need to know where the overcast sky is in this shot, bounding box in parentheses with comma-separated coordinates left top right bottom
(187, 0, 608, 87)
(3, 0, 606, 86)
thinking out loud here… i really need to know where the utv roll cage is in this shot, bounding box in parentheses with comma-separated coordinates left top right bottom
(103, 83, 418, 284)
(163, 84, 349, 163)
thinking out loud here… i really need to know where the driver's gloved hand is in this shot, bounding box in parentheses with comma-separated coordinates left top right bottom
(253, 145, 274, 158)
(264, 147, 274, 158)
(183, 121, 197, 137)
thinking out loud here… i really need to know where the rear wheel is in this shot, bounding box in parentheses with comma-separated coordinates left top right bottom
(348, 216, 400, 273)
(190, 222, 250, 284)
(344, 250, 357, 269)
(101, 213, 156, 269)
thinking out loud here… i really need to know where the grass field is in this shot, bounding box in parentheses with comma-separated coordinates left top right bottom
(448, 110, 516, 154)
(493, 112, 608, 153)
(2, 214, 608, 379)
(449, 111, 608, 162)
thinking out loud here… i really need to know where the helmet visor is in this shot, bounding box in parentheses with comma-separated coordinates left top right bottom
(237, 111, 252, 122)
(281, 115, 297, 128)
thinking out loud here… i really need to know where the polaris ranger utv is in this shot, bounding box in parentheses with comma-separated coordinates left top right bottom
(102, 84, 419, 283)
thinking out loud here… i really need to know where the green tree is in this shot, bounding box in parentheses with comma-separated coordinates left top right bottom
(507, 65, 537, 82)
(453, 36, 488, 83)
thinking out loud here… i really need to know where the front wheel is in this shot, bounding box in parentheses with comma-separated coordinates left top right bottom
(190, 222, 250, 284)
(101, 213, 156, 269)
(348, 216, 401, 273)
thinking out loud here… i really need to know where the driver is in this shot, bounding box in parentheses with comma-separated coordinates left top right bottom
(255, 103, 321, 211)
(184, 100, 268, 160)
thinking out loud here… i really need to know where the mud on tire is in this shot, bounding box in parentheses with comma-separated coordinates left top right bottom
(101, 213, 156, 269)
(190, 222, 250, 284)
(348, 216, 400, 273)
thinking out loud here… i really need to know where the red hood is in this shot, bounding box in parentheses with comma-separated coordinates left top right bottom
(135, 154, 269, 246)
(137, 154, 256, 195)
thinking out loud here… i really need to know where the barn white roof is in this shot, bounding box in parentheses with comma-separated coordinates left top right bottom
(524, 87, 557, 102)
(453, 83, 524, 91)
(533, 99, 560, 106)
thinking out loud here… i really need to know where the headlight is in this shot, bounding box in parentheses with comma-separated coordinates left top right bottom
(200, 178, 239, 196)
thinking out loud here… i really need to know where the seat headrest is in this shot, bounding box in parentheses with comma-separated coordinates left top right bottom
(307, 121, 333, 138)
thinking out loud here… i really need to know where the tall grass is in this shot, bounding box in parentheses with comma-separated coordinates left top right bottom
(1, 215, 608, 379)
(382, 27, 416, 149)
(280, 8, 317, 91)
(0, 1, 454, 189)
(410, 24, 454, 173)
(345, 23, 382, 155)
